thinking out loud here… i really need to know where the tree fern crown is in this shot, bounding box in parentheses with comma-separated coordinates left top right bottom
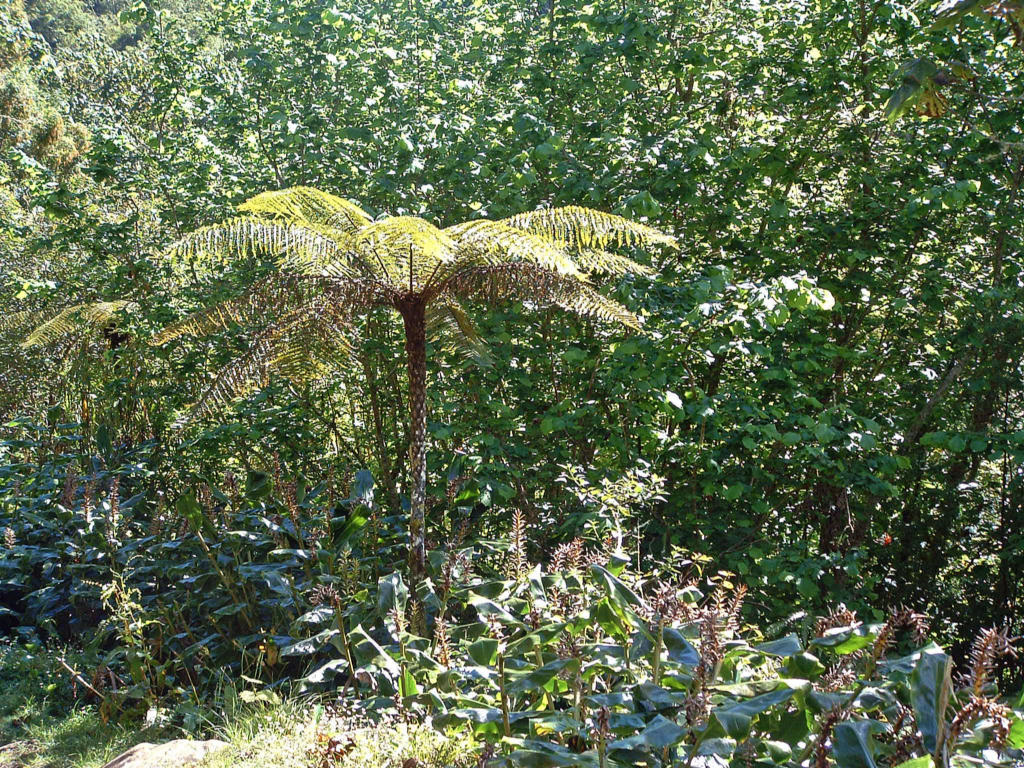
(154, 187, 674, 417)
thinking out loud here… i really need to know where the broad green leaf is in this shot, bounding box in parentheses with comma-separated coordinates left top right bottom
(812, 625, 875, 654)
(506, 658, 580, 695)
(594, 599, 627, 638)
(1008, 716, 1024, 748)
(765, 740, 793, 761)
(634, 682, 690, 711)
(506, 622, 570, 655)
(697, 738, 736, 757)
(468, 637, 499, 666)
(755, 634, 802, 657)
(786, 652, 825, 678)
(833, 719, 886, 768)
(710, 687, 797, 739)
(662, 628, 700, 666)
(589, 564, 645, 628)
(335, 508, 368, 544)
(302, 657, 349, 684)
(892, 758, 932, 768)
(910, 644, 952, 755)
(175, 493, 207, 534)
(609, 714, 686, 750)
(467, 593, 522, 625)
(281, 628, 337, 656)
(377, 572, 408, 618)
(347, 624, 400, 674)
(492, 741, 598, 768)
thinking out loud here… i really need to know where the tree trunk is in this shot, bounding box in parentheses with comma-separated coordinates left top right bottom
(401, 300, 428, 578)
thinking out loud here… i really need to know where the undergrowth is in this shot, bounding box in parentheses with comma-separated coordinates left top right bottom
(2, 458, 1022, 767)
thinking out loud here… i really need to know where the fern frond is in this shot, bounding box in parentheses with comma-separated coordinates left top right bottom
(443, 220, 583, 278)
(154, 275, 392, 349)
(318, 276, 400, 313)
(502, 206, 676, 251)
(154, 274, 395, 352)
(573, 248, 655, 277)
(167, 217, 351, 272)
(238, 187, 373, 231)
(151, 277, 313, 346)
(278, 244, 363, 280)
(153, 289, 259, 347)
(426, 297, 491, 365)
(447, 264, 640, 330)
(269, 304, 354, 385)
(21, 301, 134, 348)
(0, 308, 47, 336)
(189, 328, 278, 418)
(186, 297, 354, 419)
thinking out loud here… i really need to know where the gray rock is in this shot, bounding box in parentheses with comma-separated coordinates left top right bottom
(100, 740, 231, 768)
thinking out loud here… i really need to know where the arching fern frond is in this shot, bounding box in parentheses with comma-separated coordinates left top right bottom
(317, 276, 400, 313)
(238, 186, 373, 231)
(0, 308, 47, 336)
(22, 300, 135, 348)
(152, 293, 260, 347)
(447, 264, 641, 330)
(443, 220, 582, 278)
(189, 327, 279, 418)
(270, 304, 354, 386)
(502, 206, 677, 251)
(426, 297, 490, 365)
(168, 217, 352, 273)
(573, 248, 655, 277)
(151, 276, 319, 346)
(186, 299, 354, 420)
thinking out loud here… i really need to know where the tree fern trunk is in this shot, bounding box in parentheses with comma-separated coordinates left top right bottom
(402, 300, 428, 578)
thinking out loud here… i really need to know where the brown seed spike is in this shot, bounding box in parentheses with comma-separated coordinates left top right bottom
(966, 627, 1017, 696)
(434, 614, 451, 666)
(813, 707, 851, 768)
(815, 604, 858, 637)
(870, 606, 929, 669)
(947, 695, 1013, 750)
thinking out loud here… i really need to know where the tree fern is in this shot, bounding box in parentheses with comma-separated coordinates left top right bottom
(21, 300, 136, 348)
(153, 186, 672, 575)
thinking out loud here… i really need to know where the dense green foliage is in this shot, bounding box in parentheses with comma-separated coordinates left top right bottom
(1, 0, 1024, 764)
(1, 468, 1022, 766)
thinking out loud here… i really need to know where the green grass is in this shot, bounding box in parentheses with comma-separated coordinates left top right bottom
(0, 710, 159, 768)
(1, 642, 477, 768)
(199, 693, 478, 768)
(0, 641, 168, 768)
